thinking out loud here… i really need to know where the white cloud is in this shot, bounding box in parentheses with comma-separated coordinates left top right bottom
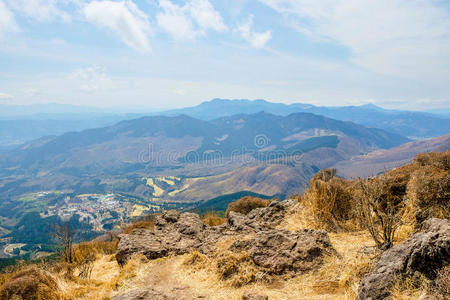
(157, 0, 226, 40)
(0, 92, 13, 99)
(259, 0, 450, 79)
(0, 1, 18, 36)
(70, 66, 112, 93)
(157, 0, 197, 40)
(83, 0, 151, 52)
(7, 0, 71, 22)
(189, 0, 226, 32)
(237, 15, 271, 48)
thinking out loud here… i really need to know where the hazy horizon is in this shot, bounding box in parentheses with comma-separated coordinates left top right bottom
(1, 98, 450, 114)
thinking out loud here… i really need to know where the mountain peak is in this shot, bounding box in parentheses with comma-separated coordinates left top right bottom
(359, 103, 384, 111)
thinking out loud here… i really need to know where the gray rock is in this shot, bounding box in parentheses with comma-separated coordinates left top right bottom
(242, 290, 269, 300)
(357, 218, 450, 300)
(116, 210, 206, 265)
(246, 229, 336, 275)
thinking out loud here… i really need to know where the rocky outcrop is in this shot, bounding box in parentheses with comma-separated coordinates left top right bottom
(116, 211, 206, 265)
(245, 199, 299, 228)
(116, 199, 335, 277)
(116, 200, 295, 264)
(246, 229, 335, 275)
(224, 199, 298, 234)
(358, 218, 450, 300)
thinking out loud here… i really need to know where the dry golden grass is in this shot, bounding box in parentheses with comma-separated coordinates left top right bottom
(57, 253, 150, 300)
(414, 150, 450, 170)
(178, 230, 376, 300)
(121, 220, 155, 234)
(298, 169, 359, 232)
(297, 151, 449, 248)
(225, 196, 271, 217)
(391, 265, 450, 300)
(73, 240, 118, 263)
(405, 165, 450, 224)
(12, 227, 373, 300)
(202, 212, 227, 227)
(0, 266, 62, 300)
(390, 273, 438, 300)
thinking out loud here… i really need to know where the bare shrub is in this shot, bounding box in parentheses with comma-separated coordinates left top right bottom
(301, 169, 356, 231)
(72, 240, 118, 279)
(52, 223, 75, 264)
(225, 196, 271, 217)
(354, 176, 404, 250)
(0, 267, 60, 300)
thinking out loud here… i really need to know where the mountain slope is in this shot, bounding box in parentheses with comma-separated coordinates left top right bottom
(332, 134, 450, 178)
(0, 112, 408, 173)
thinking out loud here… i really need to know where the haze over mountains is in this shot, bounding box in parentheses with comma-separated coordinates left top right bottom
(0, 104, 151, 150)
(1, 99, 449, 151)
(162, 99, 450, 139)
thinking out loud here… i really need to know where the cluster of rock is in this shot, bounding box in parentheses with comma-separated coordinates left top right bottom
(116, 200, 335, 277)
(357, 218, 450, 300)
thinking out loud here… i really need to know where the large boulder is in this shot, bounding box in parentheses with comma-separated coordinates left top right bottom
(245, 199, 298, 228)
(116, 211, 206, 265)
(358, 218, 450, 300)
(223, 199, 297, 233)
(249, 229, 335, 275)
(229, 228, 336, 275)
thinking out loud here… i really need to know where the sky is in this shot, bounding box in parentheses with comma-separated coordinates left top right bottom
(0, 0, 449, 110)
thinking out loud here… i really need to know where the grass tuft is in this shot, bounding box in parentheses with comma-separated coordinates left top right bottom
(225, 196, 271, 217)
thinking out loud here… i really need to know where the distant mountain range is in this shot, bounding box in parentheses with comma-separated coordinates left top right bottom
(0, 116, 142, 149)
(1, 99, 448, 149)
(161, 99, 450, 139)
(0, 112, 408, 173)
(0, 103, 153, 149)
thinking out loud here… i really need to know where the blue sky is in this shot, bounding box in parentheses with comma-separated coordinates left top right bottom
(0, 0, 449, 110)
